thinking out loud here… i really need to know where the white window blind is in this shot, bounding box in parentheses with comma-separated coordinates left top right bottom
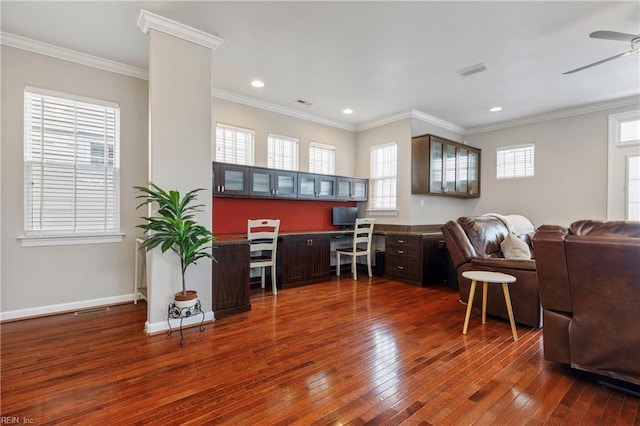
(268, 134, 299, 171)
(24, 88, 120, 236)
(497, 144, 534, 179)
(309, 142, 335, 174)
(370, 142, 397, 209)
(215, 123, 255, 165)
(619, 118, 640, 145)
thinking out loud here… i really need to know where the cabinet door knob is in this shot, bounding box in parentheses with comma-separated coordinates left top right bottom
(398, 250, 404, 254)
(397, 265, 404, 270)
(398, 239, 404, 244)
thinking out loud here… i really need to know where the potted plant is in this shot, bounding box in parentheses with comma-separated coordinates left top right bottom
(135, 182, 214, 310)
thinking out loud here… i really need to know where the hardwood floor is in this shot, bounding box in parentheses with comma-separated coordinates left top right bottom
(1, 277, 638, 425)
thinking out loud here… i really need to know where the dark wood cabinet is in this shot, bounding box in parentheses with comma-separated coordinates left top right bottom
(249, 167, 298, 198)
(385, 233, 446, 286)
(212, 242, 250, 317)
(298, 173, 336, 200)
(278, 234, 331, 286)
(212, 162, 367, 202)
(412, 134, 480, 198)
(336, 177, 368, 201)
(213, 163, 249, 196)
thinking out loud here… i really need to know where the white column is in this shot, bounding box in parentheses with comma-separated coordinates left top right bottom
(138, 10, 223, 333)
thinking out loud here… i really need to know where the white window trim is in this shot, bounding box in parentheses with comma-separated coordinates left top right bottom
(18, 233, 125, 247)
(369, 141, 398, 211)
(496, 143, 535, 179)
(21, 86, 121, 246)
(609, 110, 640, 147)
(215, 122, 255, 165)
(608, 110, 640, 220)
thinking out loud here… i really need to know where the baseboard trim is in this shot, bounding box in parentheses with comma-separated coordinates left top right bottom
(0, 294, 137, 322)
(144, 311, 215, 335)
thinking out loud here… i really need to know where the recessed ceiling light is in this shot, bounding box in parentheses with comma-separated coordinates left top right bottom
(490, 106, 503, 112)
(251, 80, 264, 88)
(342, 108, 354, 114)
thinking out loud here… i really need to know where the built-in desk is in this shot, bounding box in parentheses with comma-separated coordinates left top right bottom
(213, 225, 448, 314)
(212, 235, 251, 317)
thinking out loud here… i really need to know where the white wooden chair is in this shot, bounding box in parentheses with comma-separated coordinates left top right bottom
(336, 218, 375, 280)
(248, 219, 280, 294)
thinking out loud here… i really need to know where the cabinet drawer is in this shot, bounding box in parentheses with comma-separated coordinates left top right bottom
(386, 245, 419, 258)
(385, 257, 421, 282)
(386, 235, 421, 250)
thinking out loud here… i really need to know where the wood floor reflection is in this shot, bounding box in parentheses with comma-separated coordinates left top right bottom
(2, 277, 638, 424)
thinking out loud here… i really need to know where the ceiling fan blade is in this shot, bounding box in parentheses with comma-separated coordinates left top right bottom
(563, 51, 631, 75)
(590, 30, 638, 42)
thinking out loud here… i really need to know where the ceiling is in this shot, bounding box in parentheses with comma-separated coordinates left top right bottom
(2, 1, 639, 131)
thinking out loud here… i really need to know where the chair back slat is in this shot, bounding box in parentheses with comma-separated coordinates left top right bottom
(352, 218, 374, 251)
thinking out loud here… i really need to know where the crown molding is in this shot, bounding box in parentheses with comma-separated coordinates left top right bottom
(137, 10, 223, 52)
(356, 109, 466, 135)
(212, 88, 357, 132)
(464, 96, 640, 135)
(1, 32, 149, 80)
(410, 109, 467, 134)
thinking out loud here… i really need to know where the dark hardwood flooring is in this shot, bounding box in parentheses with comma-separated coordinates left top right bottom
(1, 277, 638, 425)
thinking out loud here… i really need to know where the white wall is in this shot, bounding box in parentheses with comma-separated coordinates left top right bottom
(213, 98, 357, 176)
(1, 47, 148, 317)
(466, 104, 640, 227)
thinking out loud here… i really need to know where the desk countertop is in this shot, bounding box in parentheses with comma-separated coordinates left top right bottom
(214, 227, 442, 246)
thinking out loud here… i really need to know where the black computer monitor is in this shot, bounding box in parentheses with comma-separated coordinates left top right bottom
(332, 207, 358, 228)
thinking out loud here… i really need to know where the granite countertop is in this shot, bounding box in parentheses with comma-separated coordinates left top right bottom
(214, 224, 443, 245)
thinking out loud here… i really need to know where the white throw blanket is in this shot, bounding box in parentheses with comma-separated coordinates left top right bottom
(483, 213, 535, 235)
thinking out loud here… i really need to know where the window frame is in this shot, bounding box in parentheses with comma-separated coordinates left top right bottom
(20, 86, 123, 247)
(496, 143, 535, 180)
(368, 141, 398, 212)
(215, 122, 255, 166)
(309, 141, 336, 175)
(267, 133, 299, 171)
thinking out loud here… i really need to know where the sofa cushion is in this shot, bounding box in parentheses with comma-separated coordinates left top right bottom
(501, 232, 531, 260)
(570, 220, 640, 238)
(457, 216, 509, 258)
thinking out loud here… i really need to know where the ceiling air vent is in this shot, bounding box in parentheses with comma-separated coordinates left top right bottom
(457, 62, 488, 77)
(296, 99, 312, 106)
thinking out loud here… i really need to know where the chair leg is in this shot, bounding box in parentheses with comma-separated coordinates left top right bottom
(352, 255, 357, 280)
(271, 265, 277, 295)
(367, 253, 372, 277)
(336, 252, 341, 276)
(261, 268, 265, 289)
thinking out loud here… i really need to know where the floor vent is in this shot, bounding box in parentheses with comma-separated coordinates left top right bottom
(457, 62, 488, 77)
(74, 306, 110, 316)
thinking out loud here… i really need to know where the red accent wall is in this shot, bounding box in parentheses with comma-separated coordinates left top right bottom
(212, 197, 356, 234)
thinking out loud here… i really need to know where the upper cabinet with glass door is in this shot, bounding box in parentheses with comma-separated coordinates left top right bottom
(411, 134, 480, 198)
(213, 162, 249, 196)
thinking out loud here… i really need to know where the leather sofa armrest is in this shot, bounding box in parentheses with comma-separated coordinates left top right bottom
(533, 224, 572, 313)
(470, 257, 536, 271)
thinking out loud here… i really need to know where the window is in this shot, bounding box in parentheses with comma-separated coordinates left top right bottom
(497, 144, 534, 179)
(369, 142, 397, 210)
(618, 117, 640, 146)
(268, 134, 299, 171)
(309, 142, 335, 175)
(607, 111, 640, 220)
(215, 123, 254, 165)
(23, 87, 120, 243)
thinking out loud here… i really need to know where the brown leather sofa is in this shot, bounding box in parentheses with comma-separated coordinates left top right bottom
(442, 216, 542, 328)
(534, 220, 640, 386)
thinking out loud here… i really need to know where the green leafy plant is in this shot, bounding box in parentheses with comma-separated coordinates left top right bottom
(135, 183, 214, 297)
